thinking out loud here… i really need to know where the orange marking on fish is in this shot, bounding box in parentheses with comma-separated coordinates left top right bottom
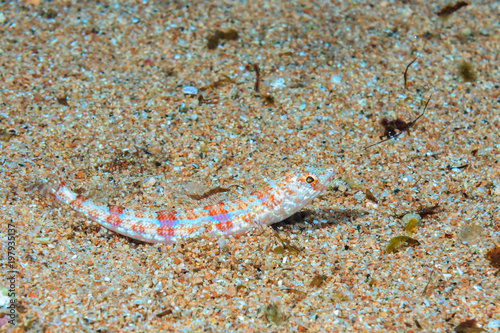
(71, 195, 88, 209)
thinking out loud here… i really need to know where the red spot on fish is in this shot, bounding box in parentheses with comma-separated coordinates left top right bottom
(205, 202, 228, 216)
(108, 205, 124, 215)
(216, 220, 233, 231)
(131, 223, 145, 233)
(157, 210, 177, 222)
(264, 194, 282, 210)
(184, 209, 199, 220)
(71, 195, 88, 209)
(157, 226, 174, 237)
(106, 214, 122, 226)
(251, 190, 267, 200)
(237, 200, 248, 211)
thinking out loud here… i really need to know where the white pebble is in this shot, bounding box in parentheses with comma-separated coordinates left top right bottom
(488, 320, 500, 329)
(142, 177, 157, 187)
(182, 86, 198, 95)
(0, 295, 10, 307)
(271, 78, 285, 89)
(331, 75, 342, 85)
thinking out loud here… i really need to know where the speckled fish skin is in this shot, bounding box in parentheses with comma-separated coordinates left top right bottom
(37, 167, 335, 244)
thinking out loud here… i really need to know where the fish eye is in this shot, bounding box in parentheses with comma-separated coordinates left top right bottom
(305, 176, 315, 184)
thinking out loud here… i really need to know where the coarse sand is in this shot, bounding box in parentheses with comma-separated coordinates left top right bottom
(0, 0, 499, 332)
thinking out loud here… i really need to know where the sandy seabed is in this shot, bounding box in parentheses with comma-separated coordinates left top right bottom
(0, 0, 499, 332)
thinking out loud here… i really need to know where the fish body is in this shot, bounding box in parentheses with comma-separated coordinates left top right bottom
(36, 167, 334, 243)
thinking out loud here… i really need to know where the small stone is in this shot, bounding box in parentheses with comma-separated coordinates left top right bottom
(0, 295, 10, 307)
(271, 78, 285, 89)
(492, 184, 500, 196)
(182, 86, 198, 95)
(353, 191, 365, 201)
(461, 28, 472, 36)
(191, 277, 203, 285)
(458, 224, 483, 243)
(401, 213, 421, 228)
(226, 285, 237, 297)
(33, 237, 51, 244)
(142, 177, 156, 187)
(331, 75, 342, 85)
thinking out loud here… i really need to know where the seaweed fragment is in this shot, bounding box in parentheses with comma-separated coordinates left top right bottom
(386, 235, 420, 253)
(283, 288, 307, 302)
(416, 205, 441, 219)
(156, 309, 173, 317)
(309, 274, 327, 288)
(401, 213, 422, 234)
(485, 243, 500, 272)
(365, 189, 378, 203)
(403, 43, 426, 89)
(458, 224, 483, 243)
(245, 63, 261, 92)
(283, 288, 307, 297)
(273, 232, 302, 255)
(263, 303, 283, 325)
(421, 271, 435, 296)
(446, 312, 457, 322)
(222, 29, 239, 41)
(207, 33, 221, 50)
(403, 55, 418, 90)
(199, 75, 238, 91)
(0, 129, 16, 142)
(207, 29, 239, 50)
(365, 94, 432, 150)
(457, 61, 477, 82)
(437, 1, 469, 17)
(56, 95, 70, 106)
(243, 64, 278, 105)
(236, 284, 249, 295)
(261, 94, 276, 106)
(446, 164, 469, 170)
(454, 319, 485, 333)
(380, 118, 409, 140)
(40, 8, 58, 19)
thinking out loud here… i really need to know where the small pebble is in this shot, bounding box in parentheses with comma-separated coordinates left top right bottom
(353, 191, 366, 201)
(33, 237, 51, 244)
(182, 86, 198, 95)
(331, 75, 342, 84)
(142, 177, 157, 187)
(271, 78, 285, 89)
(401, 213, 421, 228)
